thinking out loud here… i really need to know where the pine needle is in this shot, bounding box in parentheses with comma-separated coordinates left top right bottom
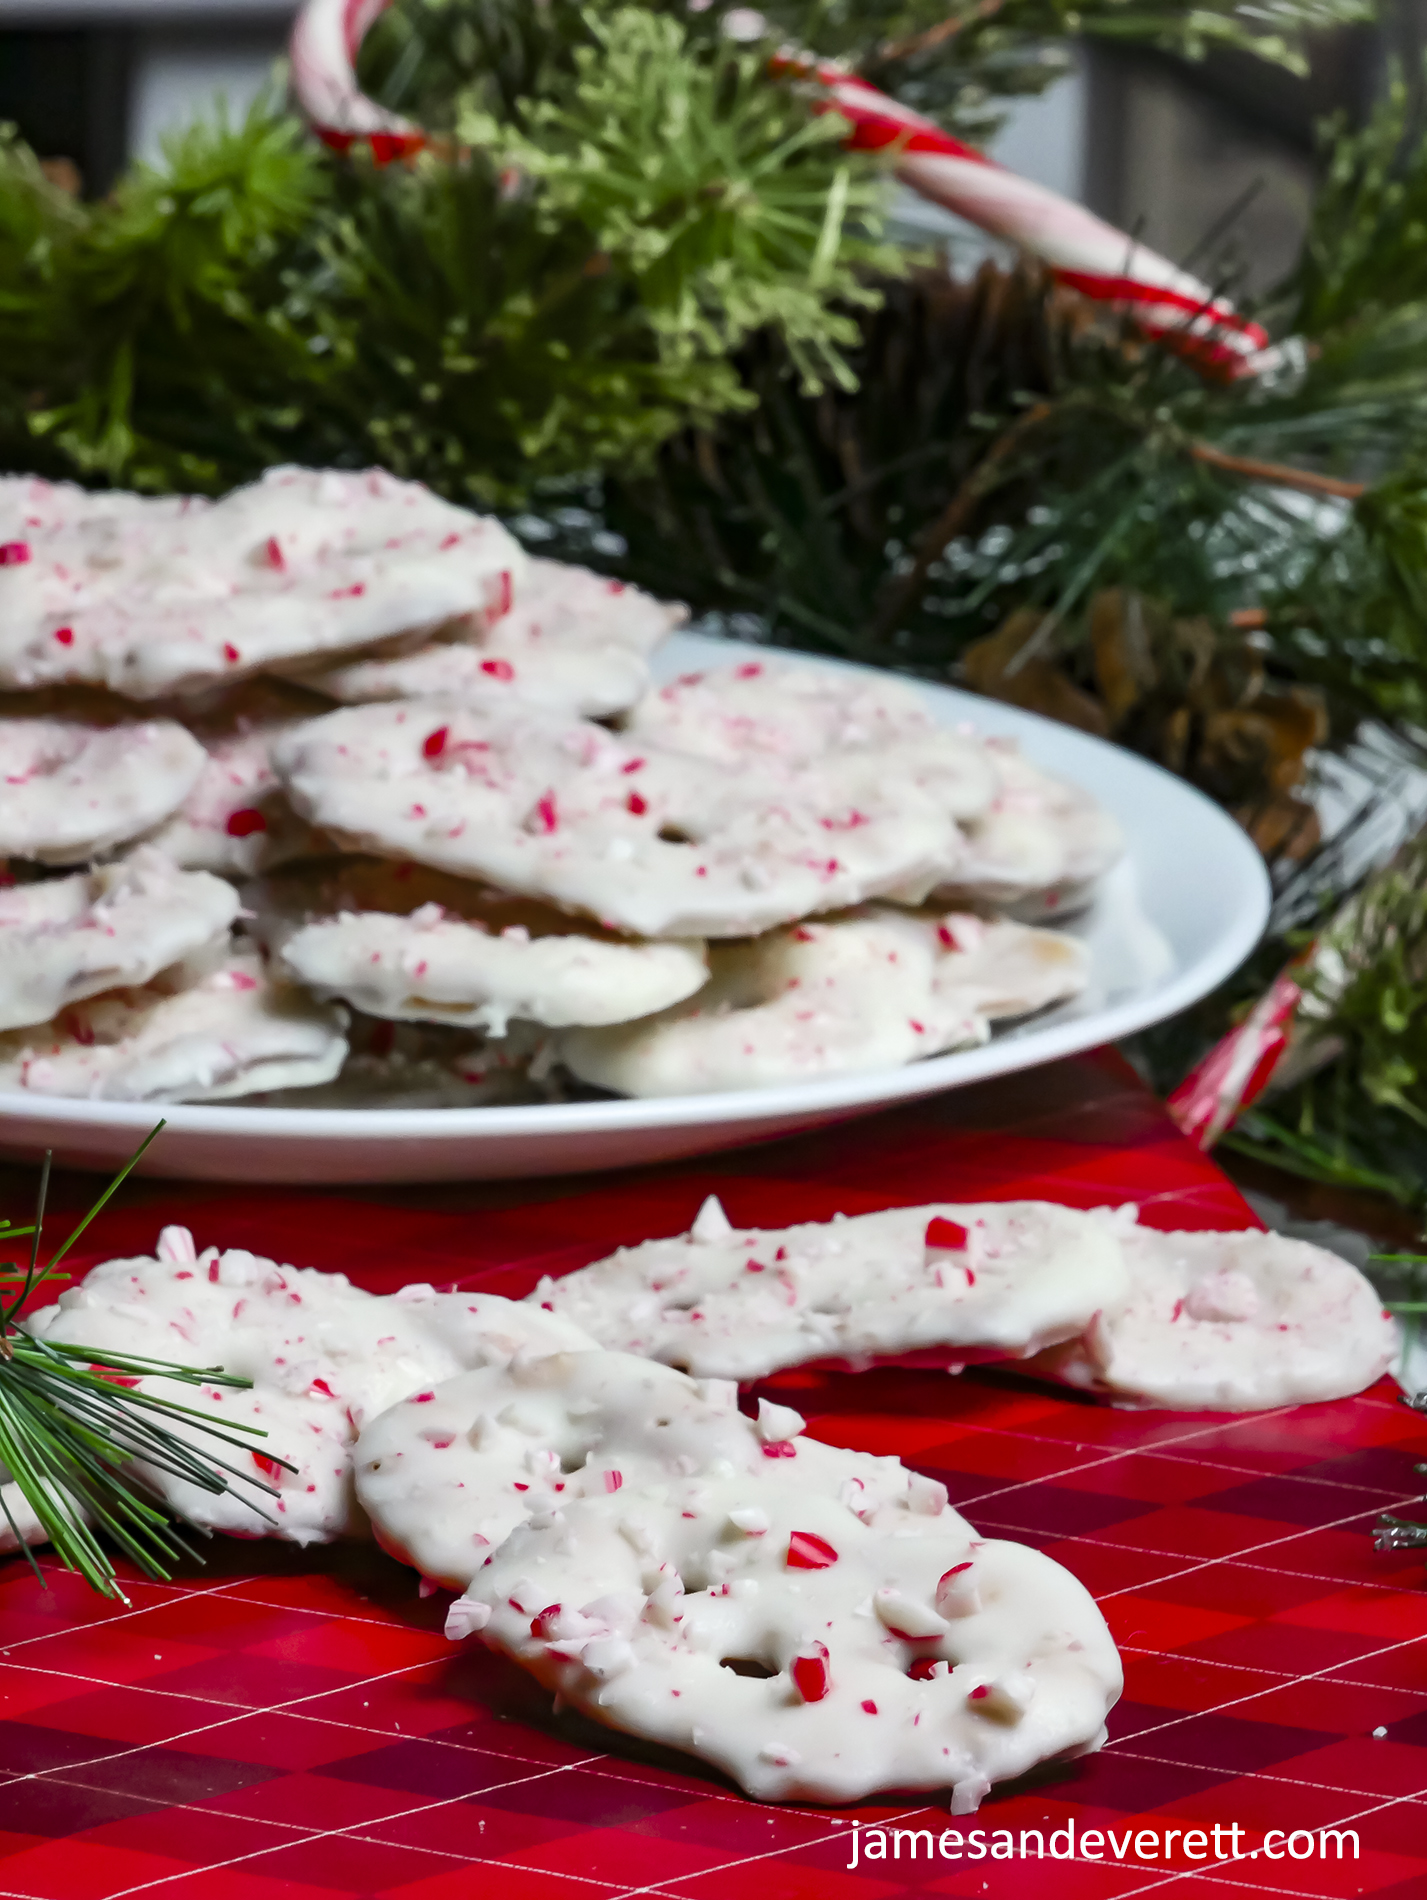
(0, 1128, 293, 1601)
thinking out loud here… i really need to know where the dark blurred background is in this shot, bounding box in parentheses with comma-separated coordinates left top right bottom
(0, 0, 1423, 292)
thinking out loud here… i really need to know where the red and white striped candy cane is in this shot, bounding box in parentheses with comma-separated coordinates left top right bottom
(288, 0, 1271, 377)
(1165, 965, 1304, 1149)
(290, 0, 426, 159)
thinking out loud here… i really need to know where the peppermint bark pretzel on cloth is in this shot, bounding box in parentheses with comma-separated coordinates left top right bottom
(310, 559, 686, 721)
(26, 1233, 596, 1544)
(360, 1354, 1120, 1806)
(272, 698, 959, 938)
(560, 905, 1087, 1097)
(533, 1196, 1130, 1379)
(1027, 1224, 1397, 1411)
(289, 0, 1269, 378)
(0, 467, 525, 699)
(250, 855, 710, 1035)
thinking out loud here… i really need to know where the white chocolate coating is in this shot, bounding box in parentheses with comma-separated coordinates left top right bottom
(561, 907, 1088, 1096)
(1031, 1225, 1397, 1411)
(395, 1355, 1120, 1805)
(625, 663, 1124, 911)
(937, 743, 1125, 914)
(0, 467, 526, 699)
(311, 559, 683, 719)
(273, 700, 958, 939)
(145, 681, 327, 877)
(0, 949, 347, 1102)
(623, 660, 994, 820)
(356, 1351, 961, 1592)
(254, 855, 708, 1034)
(25, 1234, 596, 1544)
(0, 848, 239, 1033)
(533, 1197, 1132, 1380)
(0, 714, 206, 864)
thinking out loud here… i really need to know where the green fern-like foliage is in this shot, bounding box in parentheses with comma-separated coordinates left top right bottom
(361, 0, 1375, 146)
(0, 4, 903, 500)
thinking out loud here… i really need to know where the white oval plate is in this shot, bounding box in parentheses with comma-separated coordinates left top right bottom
(0, 634, 1268, 1182)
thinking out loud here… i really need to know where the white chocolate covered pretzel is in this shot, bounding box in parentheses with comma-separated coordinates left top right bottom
(253, 856, 708, 1035)
(0, 466, 525, 699)
(533, 1196, 1131, 1379)
(145, 679, 328, 877)
(561, 907, 1087, 1096)
(273, 700, 958, 939)
(936, 742, 1125, 915)
(0, 949, 347, 1102)
(0, 848, 239, 1033)
(1029, 1225, 1397, 1411)
(26, 1232, 595, 1544)
(356, 1351, 958, 1592)
(311, 559, 683, 719)
(626, 659, 997, 816)
(409, 1360, 1119, 1805)
(626, 662, 1124, 912)
(0, 712, 206, 864)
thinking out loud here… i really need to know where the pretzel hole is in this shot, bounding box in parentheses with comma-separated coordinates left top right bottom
(657, 824, 695, 844)
(559, 1450, 585, 1473)
(720, 1657, 778, 1679)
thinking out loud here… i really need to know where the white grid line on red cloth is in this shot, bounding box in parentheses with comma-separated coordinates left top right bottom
(0, 1654, 576, 1785)
(6, 1615, 1418, 1899)
(1113, 1639, 1427, 1700)
(1109, 1783, 1427, 1900)
(910, 1389, 1403, 1510)
(0, 1569, 235, 1653)
(952, 1442, 1419, 1506)
(0, 1643, 844, 1836)
(92, 1750, 883, 1899)
(0, 1753, 610, 1890)
(1110, 1740, 1427, 1799)
(1104, 1626, 1427, 1750)
(620, 1782, 1427, 1900)
(955, 1471, 1421, 1588)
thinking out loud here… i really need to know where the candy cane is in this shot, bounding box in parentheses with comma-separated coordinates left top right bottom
(1164, 966, 1304, 1149)
(287, 0, 1271, 377)
(289, 0, 426, 159)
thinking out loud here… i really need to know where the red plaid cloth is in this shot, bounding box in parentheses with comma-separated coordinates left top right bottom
(1, 1049, 1424, 1899)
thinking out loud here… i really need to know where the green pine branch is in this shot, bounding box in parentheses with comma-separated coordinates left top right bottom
(0, 1130, 290, 1601)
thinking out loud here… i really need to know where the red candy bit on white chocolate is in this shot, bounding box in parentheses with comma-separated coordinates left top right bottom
(935, 1561, 982, 1618)
(925, 1216, 969, 1251)
(786, 1530, 838, 1570)
(790, 1641, 831, 1703)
